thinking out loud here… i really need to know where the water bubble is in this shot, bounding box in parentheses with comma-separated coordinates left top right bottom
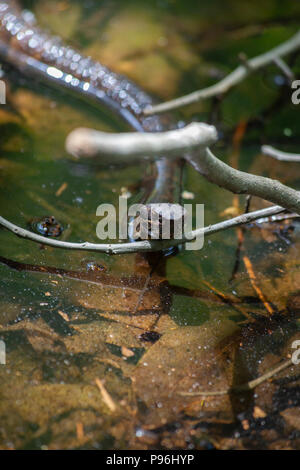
(284, 128, 292, 137)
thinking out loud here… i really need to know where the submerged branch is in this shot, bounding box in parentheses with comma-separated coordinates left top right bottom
(65, 123, 218, 160)
(0, 205, 285, 255)
(261, 145, 300, 162)
(144, 30, 300, 115)
(178, 358, 294, 397)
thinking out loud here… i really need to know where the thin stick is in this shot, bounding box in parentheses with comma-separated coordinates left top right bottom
(243, 255, 274, 316)
(201, 278, 252, 320)
(145, 31, 300, 115)
(178, 358, 294, 397)
(230, 195, 251, 282)
(261, 145, 300, 163)
(0, 205, 285, 255)
(95, 378, 117, 412)
(272, 57, 294, 83)
(229, 121, 248, 281)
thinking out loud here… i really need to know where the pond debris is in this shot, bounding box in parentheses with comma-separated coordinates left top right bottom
(135, 427, 159, 446)
(55, 182, 68, 197)
(178, 358, 295, 397)
(181, 190, 194, 200)
(76, 422, 85, 442)
(220, 206, 240, 218)
(58, 310, 70, 322)
(95, 378, 117, 413)
(85, 261, 107, 273)
(243, 255, 275, 316)
(121, 346, 135, 358)
(253, 406, 267, 419)
(139, 331, 161, 343)
(241, 419, 250, 431)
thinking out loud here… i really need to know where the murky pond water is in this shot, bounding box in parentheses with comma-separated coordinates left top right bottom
(0, 0, 299, 449)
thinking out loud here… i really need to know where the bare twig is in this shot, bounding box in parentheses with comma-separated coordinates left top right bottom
(144, 31, 300, 115)
(243, 255, 274, 316)
(65, 123, 218, 160)
(187, 147, 300, 214)
(178, 358, 294, 397)
(67, 120, 300, 214)
(230, 195, 251, 282)
(95, 378, 117, 412)
(254, 212, 300, 223)
(272, 57, 295, 83)
(0, 205, 285, 255)
(261, 145, 300, 162)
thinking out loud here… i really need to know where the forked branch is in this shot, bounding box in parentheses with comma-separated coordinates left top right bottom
(144, 30, 300, 115)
